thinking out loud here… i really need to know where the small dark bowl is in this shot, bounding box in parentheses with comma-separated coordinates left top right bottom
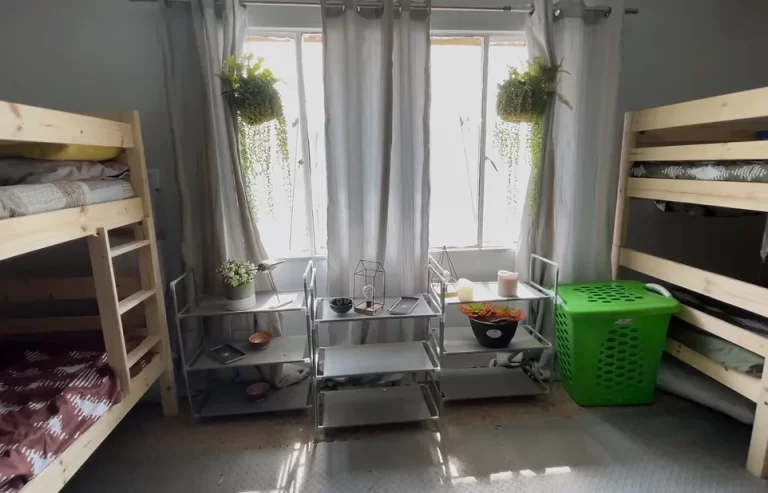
(246, 382, 271, 401)
(329, 297, 354, 314)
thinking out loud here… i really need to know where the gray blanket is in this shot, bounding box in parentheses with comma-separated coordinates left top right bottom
(0, 180, 135, 219)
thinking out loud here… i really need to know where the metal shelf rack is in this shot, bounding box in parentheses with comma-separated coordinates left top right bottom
(303, 261, 442, 434)
(170, 270, 310, 422)
(429, 254, 559, 402)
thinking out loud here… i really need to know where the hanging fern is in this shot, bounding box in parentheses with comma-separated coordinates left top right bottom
(528, 114, 544, 211)
(238, 117, 292, 217)
(496, 56, 569, 214)
(224, 54, 292, 217)
(492, 120, 522, 212)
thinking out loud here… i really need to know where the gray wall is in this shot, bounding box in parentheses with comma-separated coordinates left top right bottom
(619, 0, 768, 284)
(1, 0, 767, 309)
(0, 0, 183, 283)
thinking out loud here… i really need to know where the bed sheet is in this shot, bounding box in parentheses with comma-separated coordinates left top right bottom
(0, 339, 152, 493)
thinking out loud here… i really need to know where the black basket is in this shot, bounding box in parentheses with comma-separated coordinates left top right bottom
(469, 319, 520, 349)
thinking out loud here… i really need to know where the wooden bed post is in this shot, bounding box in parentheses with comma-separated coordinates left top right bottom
(611, 112, 637, 280)
(747, 368, 768, 477)
(116, 110, 178, 417)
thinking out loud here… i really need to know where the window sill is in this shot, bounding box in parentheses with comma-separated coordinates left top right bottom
(274, 246, 516, 262)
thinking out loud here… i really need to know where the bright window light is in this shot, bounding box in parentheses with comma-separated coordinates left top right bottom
(429, 35, 530, 249)
(243, 34, 528, 257)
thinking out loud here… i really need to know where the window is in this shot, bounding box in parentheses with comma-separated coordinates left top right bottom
(429, 36, 529, 249)
(242, 34, 326, 256)
(243, 32, 527, 256)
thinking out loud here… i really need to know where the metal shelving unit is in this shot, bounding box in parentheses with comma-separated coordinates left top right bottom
(303, 261, 442, 434)
(170, 271, 310, 421)
(429, 254, 559, 402)
(170, 254, 557, 426)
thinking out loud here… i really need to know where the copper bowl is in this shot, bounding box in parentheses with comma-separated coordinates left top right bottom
(248, 331, 272, 349)
(246, 382, 271, 401)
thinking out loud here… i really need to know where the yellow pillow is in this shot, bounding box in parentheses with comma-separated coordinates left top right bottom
(0, 143, 121, 161)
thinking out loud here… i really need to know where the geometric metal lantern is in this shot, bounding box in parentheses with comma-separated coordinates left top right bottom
(433, 246, 460, 297)
(353, 260, 386, 315)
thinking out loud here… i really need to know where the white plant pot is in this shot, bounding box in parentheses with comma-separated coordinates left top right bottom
(226, 294, 256, 311)
(225, 281, 256, 311)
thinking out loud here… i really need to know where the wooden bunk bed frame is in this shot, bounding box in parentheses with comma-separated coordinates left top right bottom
(611, 87, 768, 478)
(0, 101, 177, 492)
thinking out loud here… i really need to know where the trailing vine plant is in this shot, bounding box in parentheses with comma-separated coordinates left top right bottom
(221, 54, 291, 216)
(496, 56, 570, 213)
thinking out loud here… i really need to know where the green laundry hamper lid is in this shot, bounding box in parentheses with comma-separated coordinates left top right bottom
(558, 280, 680, 316)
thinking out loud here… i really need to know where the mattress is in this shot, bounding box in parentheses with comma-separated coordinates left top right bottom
(657, 288, 766, 424)
(0, 180, 134, 220)
(0, 339, 152, 493)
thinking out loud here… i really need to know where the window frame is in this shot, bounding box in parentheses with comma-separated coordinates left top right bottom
(244, 27, 526, 257)
(245, 29, 322, 256)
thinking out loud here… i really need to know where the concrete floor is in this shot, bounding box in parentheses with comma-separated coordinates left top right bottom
(62, 386, 767, 493)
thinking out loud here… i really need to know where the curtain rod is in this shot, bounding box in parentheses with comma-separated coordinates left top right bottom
(152, 0, 640, 17)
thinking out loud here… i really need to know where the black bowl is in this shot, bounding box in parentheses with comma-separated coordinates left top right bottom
(329, 297, 354, 314)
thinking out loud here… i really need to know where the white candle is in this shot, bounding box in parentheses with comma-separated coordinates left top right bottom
(498, 270, 519, 298)
(457, 278, 474, 302)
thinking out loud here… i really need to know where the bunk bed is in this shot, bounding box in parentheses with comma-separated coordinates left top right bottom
(0, 101, 177, 492)
(611, 87, 768, 478)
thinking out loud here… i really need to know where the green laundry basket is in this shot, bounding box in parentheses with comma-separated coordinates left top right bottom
(555, 281, 679, 406)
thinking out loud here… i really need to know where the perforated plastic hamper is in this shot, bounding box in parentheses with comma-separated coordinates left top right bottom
(555, 281, 679, 406)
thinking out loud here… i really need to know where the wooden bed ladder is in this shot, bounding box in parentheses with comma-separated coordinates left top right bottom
(86, 110, 178, 417)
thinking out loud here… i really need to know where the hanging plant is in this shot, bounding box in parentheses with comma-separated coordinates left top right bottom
(496, 56, 570, 124)
(220, 54, 289, 163)
(496, 57, 570, 213)
(221, 54, 291, 217)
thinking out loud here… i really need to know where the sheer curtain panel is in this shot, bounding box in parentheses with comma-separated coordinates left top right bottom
(322, 0, 432, 345)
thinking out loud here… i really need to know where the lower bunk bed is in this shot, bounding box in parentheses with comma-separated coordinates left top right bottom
(654, 287, 766, 425)
(0, 335, 163, 493)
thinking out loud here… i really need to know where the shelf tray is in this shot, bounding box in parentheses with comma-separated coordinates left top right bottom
(188, 335, 308, 372)
(321, 341, 436, 379)
(321, 385, 435, 428)
(196, 379, 310, 418)
(442, 367, 547, 401)
(180, 290, 304, 318)
(433, 281, 549, 304)
(315, 296, 438, 323)
(442, 325, 550, 356)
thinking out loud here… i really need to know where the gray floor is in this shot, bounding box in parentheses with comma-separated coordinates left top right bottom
(62, 386, 768, 492)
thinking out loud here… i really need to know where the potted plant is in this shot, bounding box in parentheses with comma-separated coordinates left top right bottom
(217, 259, 257, 311)
(496, 56, 570, 124)
(460, 303, 525, 349)
(221, 53, 285, 127)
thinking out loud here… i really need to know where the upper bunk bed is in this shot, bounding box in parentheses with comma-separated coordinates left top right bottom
(611, 87, 768, 478)
(0, 102, 147, 260)
(0, 101, 177, 493)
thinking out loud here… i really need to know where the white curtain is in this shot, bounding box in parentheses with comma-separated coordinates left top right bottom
(518, 0, 624, 284)
(515, 0, 624, 368)
(159, 0, 305, 387)
(322, 0, 431, 345)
